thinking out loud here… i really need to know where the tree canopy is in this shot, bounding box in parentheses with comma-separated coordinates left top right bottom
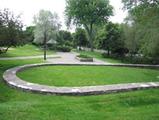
(65, 0, 113, 51)
(33, 10, 60, 44)
(122, 0, 159, 58)
(96, 22, 125, 56)
(0, 9, 24, 53)
(23, 26, 35, 43)
(56, 30, 73, 47)
(33, 10, 61, 60)
(73, 28, 88, 48)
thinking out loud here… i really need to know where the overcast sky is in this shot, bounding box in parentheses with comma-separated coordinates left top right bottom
(0, 0, 127, 31)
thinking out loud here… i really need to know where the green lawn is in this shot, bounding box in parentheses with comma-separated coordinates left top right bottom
(0, 59, 159, 120)
(18, 65, 159, 87)
(75, 50, 122, 63)
(0, 44, 55, 57)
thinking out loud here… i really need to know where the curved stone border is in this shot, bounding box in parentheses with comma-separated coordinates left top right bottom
(3, 63, 159, 95)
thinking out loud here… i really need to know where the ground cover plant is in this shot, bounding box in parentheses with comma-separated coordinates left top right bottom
(0, 59, 159, 120)
(0, 0, 159, 119)
(75, 50, 123, 63)
(18, 65, 159, 87)
(0, 44, 55, 57)
(77, 54, 92, 59)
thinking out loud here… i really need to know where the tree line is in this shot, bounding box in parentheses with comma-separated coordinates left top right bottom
(0, 0, 158, 64)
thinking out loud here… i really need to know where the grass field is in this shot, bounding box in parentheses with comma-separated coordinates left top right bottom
(0, 44, 55, 57)
(0, 57, 159, 120)
(75, 50, 122, 63)
(18, 65, 159, 87)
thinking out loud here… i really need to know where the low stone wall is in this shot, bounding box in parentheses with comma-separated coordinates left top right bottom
(3, 63, 159, 96)
(75, 57, 93, 62)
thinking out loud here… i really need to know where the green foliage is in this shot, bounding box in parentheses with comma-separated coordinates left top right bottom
(56, 45, 72, 52)
(33, 10, 60, 60)
(122, 0, 159, 59)
(65, 0, 113, 51)
(96, 22, 126, 56)
(0, 58, 159, 119)
(0, 9, 24, 53)
(60, 30, 72, 41)
(73, 28, 88, 48)
(76, 50, 159, 64)
(56, 30, 73, 45)
(77, 54, 92, 58)
(122, 0, 159, 10)
(55, 30, 73, 52)
(76, 50, 123, 63)
(102, 52, 159, 64)
(122, 24, 139, 55)
(33, 10, 60, 45)
(23, 26, 35, 43)
(136, 6, 159, 57)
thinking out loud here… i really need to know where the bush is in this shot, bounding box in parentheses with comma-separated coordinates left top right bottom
(112, 48, 129, 57)
(64, 41, 73, 47)
(56, 45, 72, 52)
(102, 52, 159, 64)
(47, 44, 56, 50)
(77, 54, 92, 58)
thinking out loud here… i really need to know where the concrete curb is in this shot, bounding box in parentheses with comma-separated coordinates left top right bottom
(3, 63, 159, 96)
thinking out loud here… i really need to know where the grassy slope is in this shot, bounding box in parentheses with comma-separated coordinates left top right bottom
(18, 66, 159, 87)
(75, 50, 123, 63)
(0, 60, 159, 120)
(0, 44, 55, 57)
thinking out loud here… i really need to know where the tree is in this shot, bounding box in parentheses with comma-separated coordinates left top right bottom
(122, 0, 159, 59)
(122, 0, 159, 10)
(122, 24, 139, 56)
(65, 0, 113, 51)
(56, 30, 73, 45)
(96, 22, 124, 56)
(55, 30, 73, 52)
(73, 28, 88, 49)
(60, 30, 73, 42)
(33, 10, 61, 60)
(23, 26, 35, 43)
(0, 9, 24, 54)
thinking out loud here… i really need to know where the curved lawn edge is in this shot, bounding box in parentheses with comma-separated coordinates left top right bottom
(3, 63, 159, 96)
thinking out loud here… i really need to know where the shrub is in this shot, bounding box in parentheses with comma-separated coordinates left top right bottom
(102, 52, 159, 64)
(56, 45, 72, 52)
(77, 54, 92, 58)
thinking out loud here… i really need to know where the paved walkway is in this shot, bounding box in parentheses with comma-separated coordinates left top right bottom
(0, 55, 60, 60)
(47, 52, 109, 64)
(0, 52, 108, 65)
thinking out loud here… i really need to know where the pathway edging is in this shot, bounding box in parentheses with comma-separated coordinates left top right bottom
(3, 63, 159, 96)
(0, 55, 60, 60)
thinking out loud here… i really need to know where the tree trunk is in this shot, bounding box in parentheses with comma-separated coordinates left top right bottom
(89, 23, 94, 52)
(107, 48, 110, 56)
(84, 24, 94, 52)
(89, 35, 94, 52)
(44, 32, 47, 60)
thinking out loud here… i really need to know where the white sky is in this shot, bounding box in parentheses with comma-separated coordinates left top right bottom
(0, 0, 127, 31)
